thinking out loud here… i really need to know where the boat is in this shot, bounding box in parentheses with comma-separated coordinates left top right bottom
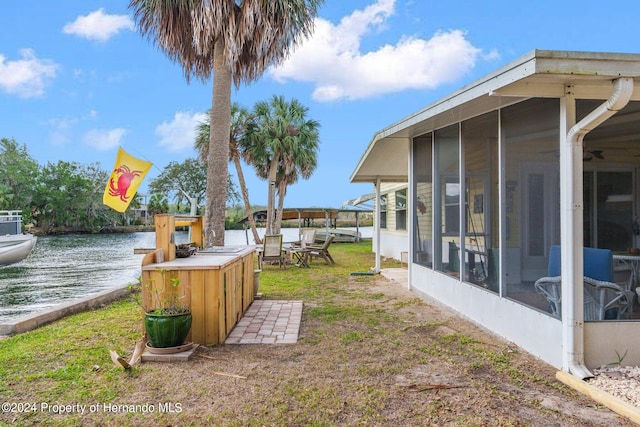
(315, 229, 361, 243)
(0, 210, 37, 266)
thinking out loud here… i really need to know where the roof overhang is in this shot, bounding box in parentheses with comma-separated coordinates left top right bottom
(350, 49, 640, 184)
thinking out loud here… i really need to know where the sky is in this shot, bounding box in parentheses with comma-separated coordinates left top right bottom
(2, 0, 640, 209)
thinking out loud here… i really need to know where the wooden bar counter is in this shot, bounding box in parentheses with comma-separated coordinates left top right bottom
(140, 215, 255, 346)
(141, 247, 255, 345)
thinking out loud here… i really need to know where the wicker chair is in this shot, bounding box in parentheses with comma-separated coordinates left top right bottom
(534, 246, 633, 320)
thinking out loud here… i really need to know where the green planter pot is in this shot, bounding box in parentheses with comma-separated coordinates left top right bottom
(144, 312, 192, 348)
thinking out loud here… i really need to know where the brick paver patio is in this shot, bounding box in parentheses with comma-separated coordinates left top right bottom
(225, 300, 303, 344)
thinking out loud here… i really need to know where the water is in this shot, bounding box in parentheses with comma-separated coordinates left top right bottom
(0, 227, 372, 323)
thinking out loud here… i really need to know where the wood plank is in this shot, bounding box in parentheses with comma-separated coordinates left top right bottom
(177, 270, 192, 342)
(155, 214, 176, 261)
(217, 272, 226, 343)
(243, 254, 255, 312)
(235, 262, 243, 322)
(190, 269, 205, 344)
(225, 266, 236, 335)
(204, 270, 220, 345)
(134, 248, 155, 254)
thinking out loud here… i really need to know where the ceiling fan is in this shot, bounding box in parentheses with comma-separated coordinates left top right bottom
(583, 149, 605, 161)
(541, 146, 630, 161)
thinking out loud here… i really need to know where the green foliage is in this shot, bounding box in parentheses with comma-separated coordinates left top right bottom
(147, 193, 169, 216)
(144, 270, 190, 315)
(607, 349, 629, 367)
(32, 160, 121, 231)
(244, 95, 321, 234)
(0, 138, 247, 232)
(0, 138, 39, 221)
(148, 157, 239, 213)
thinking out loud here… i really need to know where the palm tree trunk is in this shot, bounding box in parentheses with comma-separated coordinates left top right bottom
(266, 156, 279, 235)
(233, 156, 261, 244)
(274, 180, 287, 235)
(205, 39, 231, 247)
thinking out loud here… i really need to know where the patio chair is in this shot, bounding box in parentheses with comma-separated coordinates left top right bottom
(307, 235, 335, 264)
(534, 246, 633, 320)
(291, 229, 316, 249)
(260, 234, 286, 269)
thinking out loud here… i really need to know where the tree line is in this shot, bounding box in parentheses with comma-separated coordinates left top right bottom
(1, 95, 320, 238)
(0, 137, 152, 233)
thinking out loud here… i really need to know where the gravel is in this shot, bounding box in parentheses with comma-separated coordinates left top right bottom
(588, 366, 640, 407)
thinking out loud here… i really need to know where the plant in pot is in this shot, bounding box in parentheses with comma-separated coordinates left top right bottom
(143, 269, 192, 349)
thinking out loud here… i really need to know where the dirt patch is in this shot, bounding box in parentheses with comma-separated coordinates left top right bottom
(66, 275, 636, 425)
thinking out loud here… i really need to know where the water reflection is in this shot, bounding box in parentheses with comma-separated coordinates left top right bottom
(0, 232, 156, 321)
(0, 227, 371, 322)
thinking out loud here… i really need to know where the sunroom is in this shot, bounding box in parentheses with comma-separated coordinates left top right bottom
(351, 50, 640, 377)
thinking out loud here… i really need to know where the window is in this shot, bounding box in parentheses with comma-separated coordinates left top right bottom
(413, 133, 433, 266)
(396, 189, 407, 230)
(443, 179, 460, 234)
(379, 194, 387, 229)
(435, 124, 460, 274)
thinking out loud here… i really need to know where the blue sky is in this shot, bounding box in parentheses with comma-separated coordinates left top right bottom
(2, 0, 640, 209)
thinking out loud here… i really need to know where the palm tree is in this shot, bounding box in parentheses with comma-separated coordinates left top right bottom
(195, 103, 262, 244)
(129, 0, 323, 246)
(245, 95, 320, 235)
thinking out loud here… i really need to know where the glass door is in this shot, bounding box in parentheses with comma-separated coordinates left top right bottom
(584, 171, 634, 251)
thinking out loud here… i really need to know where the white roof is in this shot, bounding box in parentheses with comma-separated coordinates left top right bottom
(350, 49, 640, 183)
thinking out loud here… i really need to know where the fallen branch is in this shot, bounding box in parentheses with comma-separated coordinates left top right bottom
(212, 371, 247, 379)
(398, 383, 466, 392)
(108, 334, 147, 370)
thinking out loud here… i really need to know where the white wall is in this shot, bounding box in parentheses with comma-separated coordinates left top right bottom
(373, 231, 408, 261)
(585, 323, 640, 368)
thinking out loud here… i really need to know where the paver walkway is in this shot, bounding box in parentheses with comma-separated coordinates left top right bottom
(225, 300, 303, 344)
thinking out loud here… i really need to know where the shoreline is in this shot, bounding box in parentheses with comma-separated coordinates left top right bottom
(0, 283, 137, 336)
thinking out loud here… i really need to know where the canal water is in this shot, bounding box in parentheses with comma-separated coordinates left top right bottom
(0, 227, 372, 323)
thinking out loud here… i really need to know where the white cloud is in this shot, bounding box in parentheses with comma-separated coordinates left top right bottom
(84, 128, 127, 151)
(0, 49, 58, 98)
(63, 9, 134, 42)
(155, 111, 208, 152)
(269, 0, 488, 102)
(47, 116, 79, 146)
(47, 110, 99, 146)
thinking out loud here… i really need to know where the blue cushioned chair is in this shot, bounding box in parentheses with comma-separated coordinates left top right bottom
(534, 246, 633, 320)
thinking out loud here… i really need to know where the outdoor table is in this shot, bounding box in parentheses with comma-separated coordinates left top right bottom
(288, 247, 311, 268)
(612, 253, 640, 291)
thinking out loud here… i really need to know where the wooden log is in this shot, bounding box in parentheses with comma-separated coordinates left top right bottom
(556, 370, 640, 424)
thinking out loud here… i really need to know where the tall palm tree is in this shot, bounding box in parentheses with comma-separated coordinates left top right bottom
(245, 95, 320, 234)
(195, 103, 262, 244)
(129, 0, 323, 246)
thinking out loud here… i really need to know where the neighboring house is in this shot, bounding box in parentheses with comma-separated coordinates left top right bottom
(374, 183, 409, 261)
(351, 50, 640, 377)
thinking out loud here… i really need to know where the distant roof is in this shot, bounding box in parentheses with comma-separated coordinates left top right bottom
(342, 193, 375, 208)
(238, 207, 371, 224)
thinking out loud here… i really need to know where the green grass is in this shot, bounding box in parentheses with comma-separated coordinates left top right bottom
(0, 241, 576, 426)
(0, 241, 390, 424)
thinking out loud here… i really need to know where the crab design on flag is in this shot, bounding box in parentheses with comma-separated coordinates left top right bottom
(103, 147, 152, 213)
(109, 165, 142, 202)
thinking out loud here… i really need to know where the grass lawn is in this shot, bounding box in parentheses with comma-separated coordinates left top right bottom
(0, 241, 628, 426)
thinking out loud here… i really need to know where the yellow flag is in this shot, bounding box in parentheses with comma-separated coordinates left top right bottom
(103, 147, 152, 212)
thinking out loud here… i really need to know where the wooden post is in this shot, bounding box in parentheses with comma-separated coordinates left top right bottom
(155, 214, 176, 261)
